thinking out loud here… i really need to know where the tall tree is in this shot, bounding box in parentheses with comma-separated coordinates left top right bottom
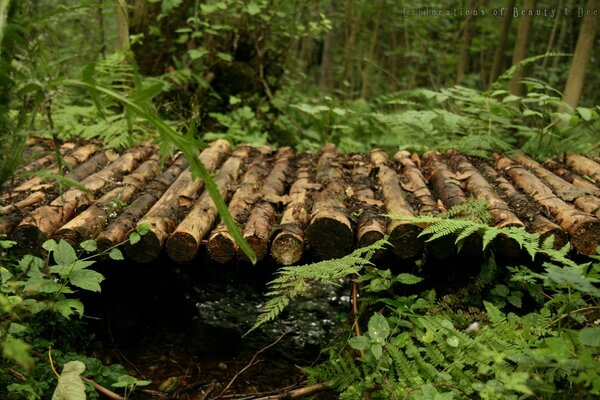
(488, 0, 516, 87)
(562, 0, 599, 109)
(457, 0, 480, 84)
(508, 0, 534, 96)
(114, 0, 129, 52)
(319, 1, 335, 94)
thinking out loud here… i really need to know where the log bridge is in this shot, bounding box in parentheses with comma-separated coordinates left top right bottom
(2, 138, 600, 265)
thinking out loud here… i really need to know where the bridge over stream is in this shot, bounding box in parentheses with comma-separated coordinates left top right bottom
(2, 138, 600, 265)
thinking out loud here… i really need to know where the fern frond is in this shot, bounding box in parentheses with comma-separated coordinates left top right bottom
(475, 252, 498, 290)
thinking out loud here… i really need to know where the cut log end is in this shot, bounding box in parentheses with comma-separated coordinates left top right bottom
(306, 217, 354, 260)
(358, 230, 384, 249)
(11, 224, 47, 256)
(166, 231, 199, 264)
(570, 220, 600, 255)
(242, 235, 269, 263)
(538, 228, 569, 250)
(53, 228, 81, 248)
(125, 231, 163, 263)
(271, 232, 304, 265)
(389, 223, 423, 259)
(206, 232, 236, 264)
(424, 238, 454, 260)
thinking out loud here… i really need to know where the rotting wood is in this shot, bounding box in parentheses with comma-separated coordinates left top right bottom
(124, 140, 231, 263)
(347, 154, 386, 250)
(371, 149, 422, 259)
(166, 146, 250, 263)
(565, 152, 600, 184)
(241, 147, 295, 262)
(479, 163, 569, 250)
(206, 148, 272, 264)
(450, 152, 525, 258)
(495, 154, 600, 255)
(544, 158, 600, 196)
(305, 144, 354, 260)
(54, 154, 160, 246)
(11, 146, 155, 255)
(512, 153, 600, 218)
(95, 154, 189, 252)
(395, 150, 453, 260)
(271, 154, 315, 266)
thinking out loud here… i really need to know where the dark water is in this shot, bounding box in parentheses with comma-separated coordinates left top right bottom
(87, 255, 350, 398)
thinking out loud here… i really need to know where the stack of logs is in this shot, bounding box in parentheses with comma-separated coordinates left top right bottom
(2, 137, 600, 265)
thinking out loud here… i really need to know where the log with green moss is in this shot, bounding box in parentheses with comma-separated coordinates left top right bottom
(124, 140, 231, 263)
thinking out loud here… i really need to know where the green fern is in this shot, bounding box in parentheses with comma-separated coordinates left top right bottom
(249, 237, 390, 332)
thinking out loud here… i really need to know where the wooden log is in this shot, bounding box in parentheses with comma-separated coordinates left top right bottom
(479, 163, 569, 250)
(124, 140, 231, 263)
(12, 146, 155, 255)
(95, 154, 189, 252)
(13, 142, 75, 175)
(565, 152, 600, 184)
(512, 153, 600, 218)
(495, 154, 600, 255)
(241, 147, 294, 262)
(544, 159, 600, 196)
(271, 155, 315, 265)
(54, 154, 160, 246)
(450, 152, 525, 257)
(371, 149, 422, 259)
(166, 146, 250, 263)
(348, 154, 386, 249)
(395, 150, 453, 260)
(206, 149, 271, 263)
(305, 144, 354, 260)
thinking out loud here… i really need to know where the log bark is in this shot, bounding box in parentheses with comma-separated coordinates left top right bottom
(544, 158, 600, 196)
(54, 154, 160, 246)
(394, 150, 453, 260)
(479, 163, 569, 250)
(305, 144, 354, 260)
(241, 147, 294, 262)
(124, 140, 231, 263)
(207, 149, 271, 263)
(13, 142, 75, 176)
(166, 146, 250, 263)
(12, 146, 155, 255)
(512, 153, 600, 218)
(495, 154, 600, 254)
(450, 152, 525, 257)
(95, 154, 189, 252)
(371, 149, 422, 259)
(565, 152, 600, 184)
(271, 155, 316, 265)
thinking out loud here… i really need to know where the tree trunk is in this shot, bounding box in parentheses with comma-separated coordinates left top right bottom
(271, 154, 316, 265)
(457, 0, 479, 84)
(95, 154, 189, 252)
(360, 4, 382, 99)
(206, 149, 271, 264)
(371, 149, 422, 259)
(512, 153, 600, 218)
(319, 1, 335, 95)
(241, 147, 294, 262)
(495, 154, 600, 254)
(341, 0, 360, 96)
(489, 0, 516, 86)
(124, 140, 230, 263)
(166, 146, 250, 263)
(305, 144, 354, 260)
(542, 0, 563, 68)
(114, 0, 130, 52)
(54, 154, 160, 246)
(508, 0, 534, 95)
(562, 0, 599, 109)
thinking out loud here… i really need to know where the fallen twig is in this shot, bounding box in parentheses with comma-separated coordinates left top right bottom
(252, 382, 331, 400)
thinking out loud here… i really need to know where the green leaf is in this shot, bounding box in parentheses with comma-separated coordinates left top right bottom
(217, 52, 233, 62)
(1, 335, 33, 369)
(577, 107, 592, 121)
(370, 343, 383, 359)
(8, 322, 27, 335)
(109, 248, 124, 261)
(80, 240, 97, 252)
(348, 335, 370, 351)
(188, 48, 208, 60)
(395, 273, 423, 285)
(446, 336, 459, 347)
(578, 327, 600, 347)
(54, 240, 77, 265)
(52, 361, 87, 400)
(43, 239, 58, 252)
(136, 223, 151, 235)
(368, 313, 390, 343)
(69, 269, 105, 292)
(246, 2, 261, 15)
(54, 299, 84, 319)
(129, 232, 141, 245)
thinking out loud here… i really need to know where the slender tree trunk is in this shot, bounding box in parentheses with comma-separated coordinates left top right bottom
(508, 0, 534, 95)
(319, 1, 335, 94)
(98, 0, 106, 59)
(457, 0, 479, 84)
(542, 0, 563, 68)
(489, 0, 516, 87)
(342, 0, 359, 96)
(562, 0, 599, 109)
(114, 0, 130, 51)
(360, 4, 382, 99)
(552, 0, 575, 71)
